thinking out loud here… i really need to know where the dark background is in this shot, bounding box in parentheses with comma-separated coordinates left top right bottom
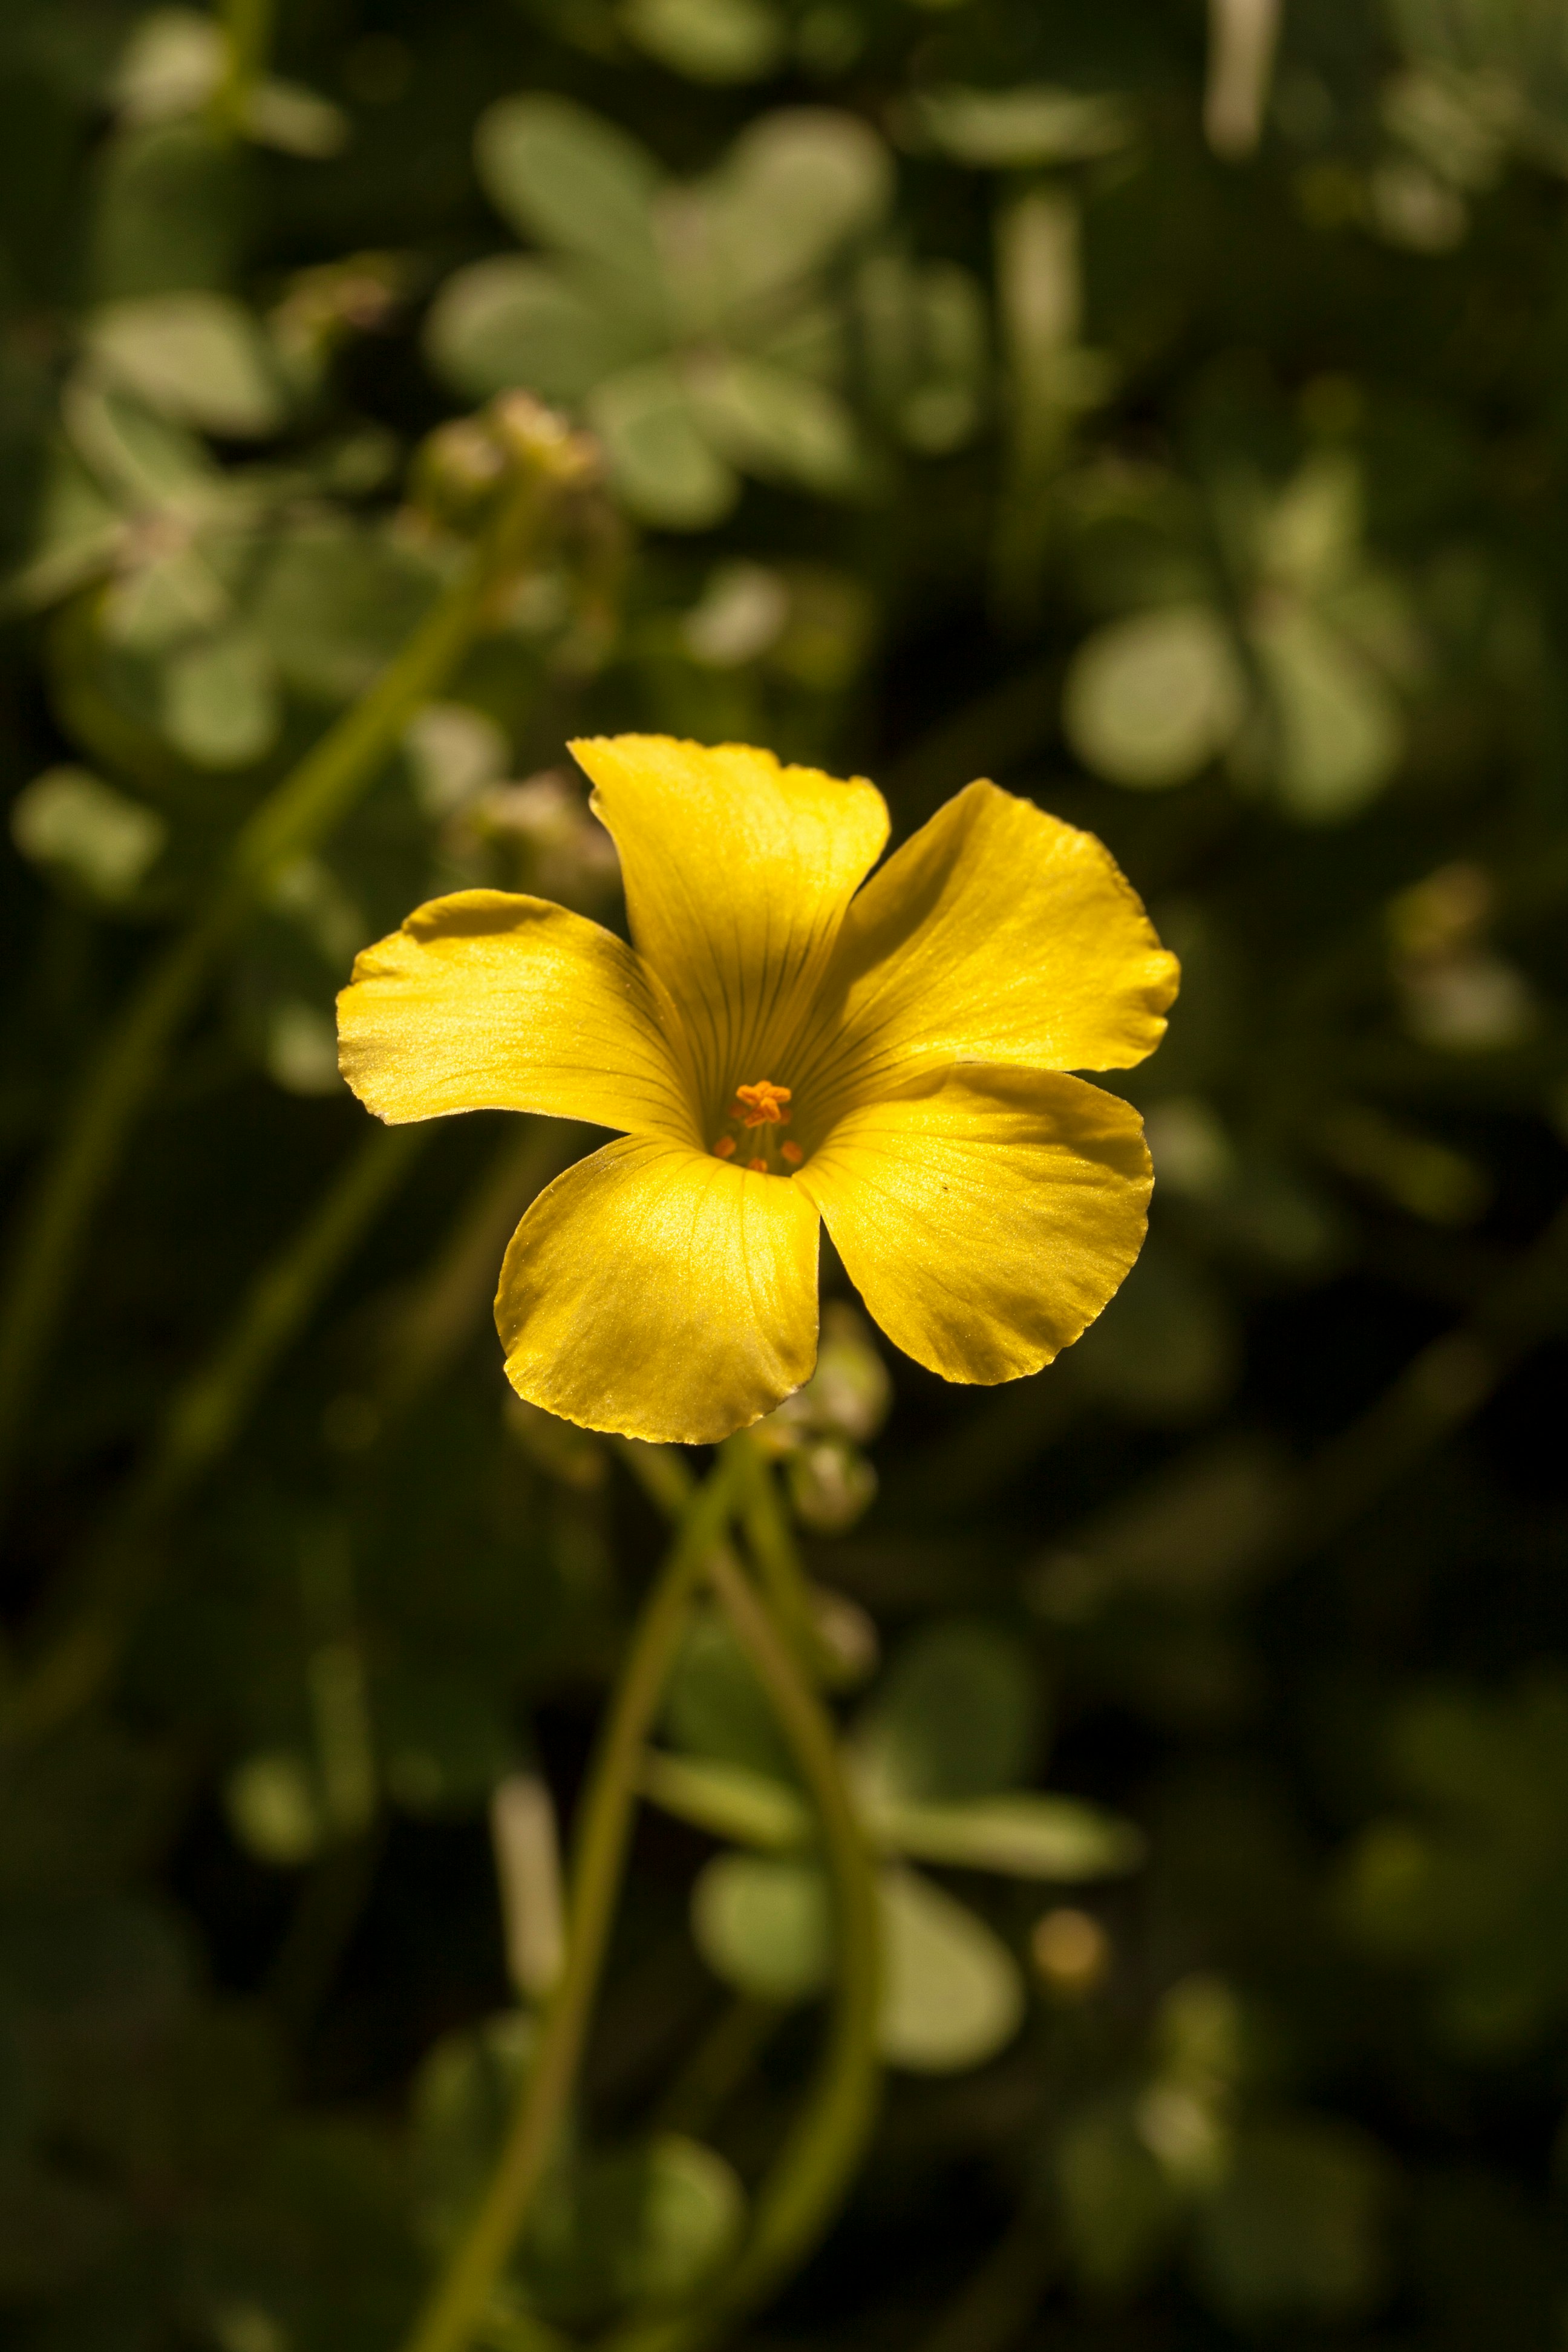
(2, 0, 1568, 2343)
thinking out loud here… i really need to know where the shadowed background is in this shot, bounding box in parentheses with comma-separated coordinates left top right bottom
(2, 0, 1568, 2344)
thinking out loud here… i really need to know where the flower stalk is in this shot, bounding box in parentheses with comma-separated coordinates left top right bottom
(398, 1451, 742, 2352)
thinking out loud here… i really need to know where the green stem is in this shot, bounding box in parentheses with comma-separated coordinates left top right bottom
(604, 1436, 882, 2352)
(398, 1452, 742, 2352)
(0, 541, 494, 1515)
(0, 1125, 425, 1743)
(211, 0, 275, 138)
(737, 1445, 820, 1676)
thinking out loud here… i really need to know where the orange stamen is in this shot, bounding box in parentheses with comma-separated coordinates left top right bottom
(748, 1157, 769, 1172)
(732, 1080, 792, 1128)
(781, 1141, 803, 1166)
(712, 1135, 736, 1159)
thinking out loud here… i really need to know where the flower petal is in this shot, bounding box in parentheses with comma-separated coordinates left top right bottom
(568, 736, 889, 1120)
(797, 1067, 1152, 1385)
(337, 889, 695, 1141)
(811, 782, 1178, 1109)
(496, 1136, 821, 1442)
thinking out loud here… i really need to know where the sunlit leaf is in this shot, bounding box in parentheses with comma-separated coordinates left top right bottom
(620, 0, 787, 84)
(10, 766, 166, 902)
(1247, 603, 1403, 822)
(691, 1852, 831, 2000)
(587, 363, 739, 528)
(910, 84, 1137, 169)
(872, 1792, 1145, 1880)
(475, 95, 667, 293)
(876, 1865, 1024, 2073)
(640, 1750, 811, 1849)
(1063, 604, 1246, 789)
(425, 258, 653, 405)
(85, 293, 286, 439)
(160, 628, 279, 767)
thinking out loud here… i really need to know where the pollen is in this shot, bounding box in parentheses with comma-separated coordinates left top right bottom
(781, 1141, 803, 1165)
(732, 1080, 792, 1128)
(712, 1135, 736, 1159)
(748, 1157, 769, 1172)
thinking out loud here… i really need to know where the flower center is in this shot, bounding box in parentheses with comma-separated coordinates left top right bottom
(711, 1080, 803, 1174)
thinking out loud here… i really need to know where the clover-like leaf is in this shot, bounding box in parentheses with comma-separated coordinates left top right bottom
(877, 1864, 1024, 2073)
(691, 1852, 832, 2001)
(475, 95, 667, 295)
(854, 1618, 1041, 1806)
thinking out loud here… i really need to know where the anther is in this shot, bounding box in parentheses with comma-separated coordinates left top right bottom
(732, 1080, 792, 1128)
(712, 1135, 736, 1159)
(748, 1157, 769, 1173)
(781, 1142, 803, 1166)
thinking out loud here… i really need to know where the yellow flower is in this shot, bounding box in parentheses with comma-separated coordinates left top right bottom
(337, 737, 1178, 1444)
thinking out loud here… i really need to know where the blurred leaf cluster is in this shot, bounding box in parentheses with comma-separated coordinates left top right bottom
(2, 0, 1568, 2345)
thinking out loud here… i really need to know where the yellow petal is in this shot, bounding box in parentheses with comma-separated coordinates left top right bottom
(811, 782, 1178, 1109)
(568, 736, 889, 1123)
(797, 1067, 1152, 1385)
(337, 889, 695, 1142)
(496, 1137, 820, 1442)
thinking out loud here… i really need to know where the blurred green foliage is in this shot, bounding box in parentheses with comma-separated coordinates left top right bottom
(2, 0, 1568, 2344)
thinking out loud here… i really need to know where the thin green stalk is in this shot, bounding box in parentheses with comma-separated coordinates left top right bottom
(737, 1445, 820, 1674)
(0, 538, 494, 1514)
(603, 1437, 882, 2352)
(211, 0, 275, 138)
(0, 1125, 425, 1743)
(399, 1452, 742, 2352)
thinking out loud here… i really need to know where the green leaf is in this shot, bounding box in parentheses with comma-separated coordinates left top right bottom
(640, 1751, 811, 1850)
(1191, 2117, 1391, 2327)
(525, 2134, 745, 2327)
(159, 628, 279, 766)
(691, 1853, 831, 2001)
(10, 766, 166, 902)
(702, 109, 892, 311)
(1063, 605, 1246, 789)
(587, 363, 739, 529)
(662, 1604, 797, 1782)
(425, 258, 653, 405)
(412, 2010, 537, 2251)
(689, 353, 863, 495)
(872, 1792, 1145, 1880)
(85, 293, 287, 439)
(911, 84, 1138, 169)
(475, 95, 666, 293)
(619, 0, 787, 84)
(224, 1750, 327, 1866)
(876, 1865, 1024, 2073)
(1247, 602, 1403, 822)
(854, 1618, 1040, 1805)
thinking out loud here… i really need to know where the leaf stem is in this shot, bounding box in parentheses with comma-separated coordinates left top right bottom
(0, 535, 494, 1516)
(397, 1451, 742, 2352)
(602, 1433, 883, 2352)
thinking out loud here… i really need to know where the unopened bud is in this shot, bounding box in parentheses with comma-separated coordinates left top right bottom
(411, 417, 508, 527)
(787, 1437, 877, 1534)
(809, 1584, 879, 1688)
(488, 390, 601, 491)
